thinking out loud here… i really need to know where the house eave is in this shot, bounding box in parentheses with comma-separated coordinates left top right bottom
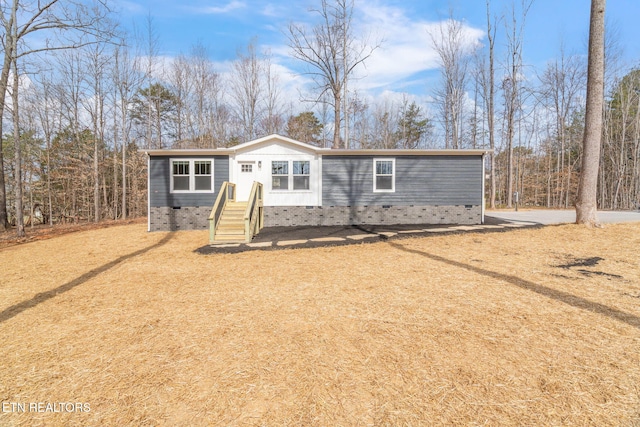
(142, 133, 493, 157)
(144, 148, 492, 157)
(318, 148, 492, 156)
(144, 148, 234, 156)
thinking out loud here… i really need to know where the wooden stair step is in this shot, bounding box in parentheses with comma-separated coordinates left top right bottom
(216, 228, 244, 236)
(209, 197, 256, 244)
(219, 215, 244, 221)
(215, 235, 244, 240)
(214, 236, 244, 241)
(224, 202, 247, 210)
(219, 221, 244, 227)
(218, 218, 244, 225)
(221, 213, 245, 219)
(216, 229, 244, 235)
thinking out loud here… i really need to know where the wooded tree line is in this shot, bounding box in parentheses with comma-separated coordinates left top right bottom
(0, 0, 635, 236)
(431, 0, 633, 213)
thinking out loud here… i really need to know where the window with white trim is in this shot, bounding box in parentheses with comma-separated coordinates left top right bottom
(170, 159, 214, 193)
(194, 161, 212, 190)
(241, 163, 253, 173)
(172, 161, 190, 191)
(293, 161, 310, 190)
(271, 161, 289, 190)
(271, 160, 312, 191)
(373, 158, 395, 192)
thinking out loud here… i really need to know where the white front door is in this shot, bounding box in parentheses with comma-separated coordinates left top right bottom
(236, 161, 258, 201)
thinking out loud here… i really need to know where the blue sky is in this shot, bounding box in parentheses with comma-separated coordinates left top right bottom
(115, 0, 640, 101)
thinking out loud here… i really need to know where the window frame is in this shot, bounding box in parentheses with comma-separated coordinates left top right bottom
(171, 160, 190, 192)
(271, 160, 313, 192)
(373, 158, 396, 193)
(271, 160, 289, 191)
(170, 158, 215, 193)
(292, 160, 311, 191)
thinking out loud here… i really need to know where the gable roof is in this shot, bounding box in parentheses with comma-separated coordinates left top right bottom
(143, 134, 319, 156)
(232, 134, 319, 153)
(144, 134, 491, 157)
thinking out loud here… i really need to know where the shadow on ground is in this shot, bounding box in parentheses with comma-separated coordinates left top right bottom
(195, 219, 542, 255)
(387, 240, 640, 331)
(0, 233, 174, 325)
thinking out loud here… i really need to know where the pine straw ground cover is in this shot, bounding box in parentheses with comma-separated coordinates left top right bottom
(0, 223, 639, 426)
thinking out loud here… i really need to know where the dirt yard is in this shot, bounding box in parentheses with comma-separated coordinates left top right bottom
(1, 222, 639, 426)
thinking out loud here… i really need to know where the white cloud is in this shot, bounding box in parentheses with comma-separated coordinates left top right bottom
(199, 1, 246, 14)
(352, 2, 485, 92)
(116, 0, 147, 14)
(265, 2, 484, 97)
(260, 3, 289, 18)
(138, 1, 485, 122)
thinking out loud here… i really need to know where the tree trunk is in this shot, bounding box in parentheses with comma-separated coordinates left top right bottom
(547, 146, 552, 207)
(507, 111, 514, 208)
(121, 89, 128, 219)
(12, 59, 25, 237)
(0, 127, 7, 231)
(94, 133, 100, 222)
(576, 0, 606, 226)
(113, 95, 118, 220)
(487, 1, 496, 209)
(46, 133, 53, 226)
(0, 12, 14, 232)
(333, 91, 342, 149)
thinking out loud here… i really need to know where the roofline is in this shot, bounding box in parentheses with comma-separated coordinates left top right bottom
(143, 134, 321, 157)
(317, 149, 491, 156)
(143, 148, 234, 156)
(141, 133, 493, 157)
(232, 133, 320, 152)
(142, 133, 493, 157)
(143, 148, 492, 157)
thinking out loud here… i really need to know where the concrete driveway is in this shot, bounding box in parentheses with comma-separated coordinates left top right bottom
(486, 209, 640, 225)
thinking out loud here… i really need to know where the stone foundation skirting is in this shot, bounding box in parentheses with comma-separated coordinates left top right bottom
(150, 204, 482, 231)
(263, 205, 482, 227)
(149, 206, 212, 231)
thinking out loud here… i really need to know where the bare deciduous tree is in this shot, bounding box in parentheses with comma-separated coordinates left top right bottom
(230, 40, 263, 141)
(503, 0, 533, 208)
(288, 0, 378, 148)
(484, 0, 498, 208)
(142, 14, 160, 149)
(576, 0, 606, 226)
(82, 42, 111, 222)
(261, 51, 285, 136)
(11, 56, 25, 236)
(113, 39, 144, 219)
(538, 47, 586, 208)
(189, 43, 221, 147)
(430, 11, 475, 149)
(0, 0, 113, 233)
(29, 71, 59, 225)
(169, 53, 191, 144)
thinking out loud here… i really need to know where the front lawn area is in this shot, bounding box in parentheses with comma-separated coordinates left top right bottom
(1, 222, 639, 425)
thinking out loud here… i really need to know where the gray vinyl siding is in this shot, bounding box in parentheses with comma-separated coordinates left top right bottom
(322, 155, 482, 206)
(149, 155, 229, 207)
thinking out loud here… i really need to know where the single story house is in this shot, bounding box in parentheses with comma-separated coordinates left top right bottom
(145, 134, 489, 232)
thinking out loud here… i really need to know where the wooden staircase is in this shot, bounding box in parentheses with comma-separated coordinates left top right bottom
(208, 181, 264, 245)
(213, 201, 248, 242)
